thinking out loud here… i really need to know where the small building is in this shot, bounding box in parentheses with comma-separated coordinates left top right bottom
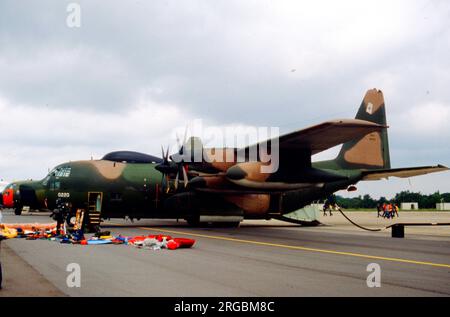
(436, 202, 450, 211)
(401, 202, 419, 210)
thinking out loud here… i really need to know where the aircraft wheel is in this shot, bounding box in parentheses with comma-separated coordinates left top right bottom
(14, 207, 22, 216)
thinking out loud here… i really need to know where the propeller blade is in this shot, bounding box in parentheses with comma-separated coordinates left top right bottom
(165, 175, 170, 193)
(174, 172, 179, 190)
(182, 165, 188, 188)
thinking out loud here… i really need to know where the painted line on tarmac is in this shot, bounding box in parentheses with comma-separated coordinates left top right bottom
(138, 226, 450, 269)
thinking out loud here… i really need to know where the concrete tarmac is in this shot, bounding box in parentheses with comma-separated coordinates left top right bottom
(0, 243, 65, 297)
(1, 210, 449, 296)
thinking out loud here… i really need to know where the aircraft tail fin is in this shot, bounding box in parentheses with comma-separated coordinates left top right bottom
(335, 89, 391, 170)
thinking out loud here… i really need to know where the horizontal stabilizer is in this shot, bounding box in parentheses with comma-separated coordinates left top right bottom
(362, 165, 449, 180)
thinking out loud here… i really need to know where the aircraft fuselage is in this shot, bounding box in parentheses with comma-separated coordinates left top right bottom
(8, 159, 362, 222)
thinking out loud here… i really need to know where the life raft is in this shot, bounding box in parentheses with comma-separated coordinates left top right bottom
(127, 234, 195, 249)
(0, 227, 18, 239)
(172, 238, 196, 248)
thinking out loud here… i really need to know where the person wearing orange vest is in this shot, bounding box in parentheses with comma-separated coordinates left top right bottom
(387, 203, 393, 218)
(382, 203, 388, 218)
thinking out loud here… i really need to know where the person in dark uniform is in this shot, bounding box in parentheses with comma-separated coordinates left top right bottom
(322, 201, 330, 216)
(376, 203, 383, 217)
(323, 195, 337, 216)
(51, 198, 65, 236)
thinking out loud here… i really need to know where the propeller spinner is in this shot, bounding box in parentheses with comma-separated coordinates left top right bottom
(155, 142, 190, 193)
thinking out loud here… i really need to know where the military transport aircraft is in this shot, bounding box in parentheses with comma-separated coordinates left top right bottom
(4, 89, 448, 228)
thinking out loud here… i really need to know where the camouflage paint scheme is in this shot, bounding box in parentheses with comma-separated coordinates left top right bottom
(4, 89, 448, 226)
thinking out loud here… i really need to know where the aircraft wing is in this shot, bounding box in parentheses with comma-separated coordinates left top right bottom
(361, 165, 449, 180)
(244, 119, 386, 156)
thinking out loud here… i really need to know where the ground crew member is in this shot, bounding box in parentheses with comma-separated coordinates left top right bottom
(323, 196, 337, 216)
(393, 204, 399, 217)
(387, 203, 393, 218)
(323, 201, 330, 216)
(382, 203, 388, 218)
(52, 198, 66, 236)
(323, 201, 334, 216)
(376, 203, 383, 217)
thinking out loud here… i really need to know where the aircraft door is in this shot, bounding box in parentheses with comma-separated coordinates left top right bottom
(88, 192, 103, 212)
(87, 192, 103, 231)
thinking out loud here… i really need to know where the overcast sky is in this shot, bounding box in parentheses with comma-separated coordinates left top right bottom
(0, 0, 449, 199)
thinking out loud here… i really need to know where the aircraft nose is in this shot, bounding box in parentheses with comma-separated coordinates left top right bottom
(2, 188, 15, 208)
(226, 165, 248, 180)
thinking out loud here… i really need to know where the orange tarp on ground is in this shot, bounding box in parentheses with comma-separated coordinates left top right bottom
(0, 223, 57, 231)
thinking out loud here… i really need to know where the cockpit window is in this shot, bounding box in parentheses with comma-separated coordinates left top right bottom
(55, 167, 71, 177)
(47, 167, 72, 178)
(42, 175, 50, 186)
(50, 181, 60, 190)
(42, 166, 71, 186)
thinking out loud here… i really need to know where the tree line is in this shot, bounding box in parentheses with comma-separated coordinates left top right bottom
(334, 191, 450, 209)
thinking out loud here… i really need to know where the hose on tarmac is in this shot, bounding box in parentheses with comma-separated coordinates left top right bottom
(337, 208, 383, 232)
